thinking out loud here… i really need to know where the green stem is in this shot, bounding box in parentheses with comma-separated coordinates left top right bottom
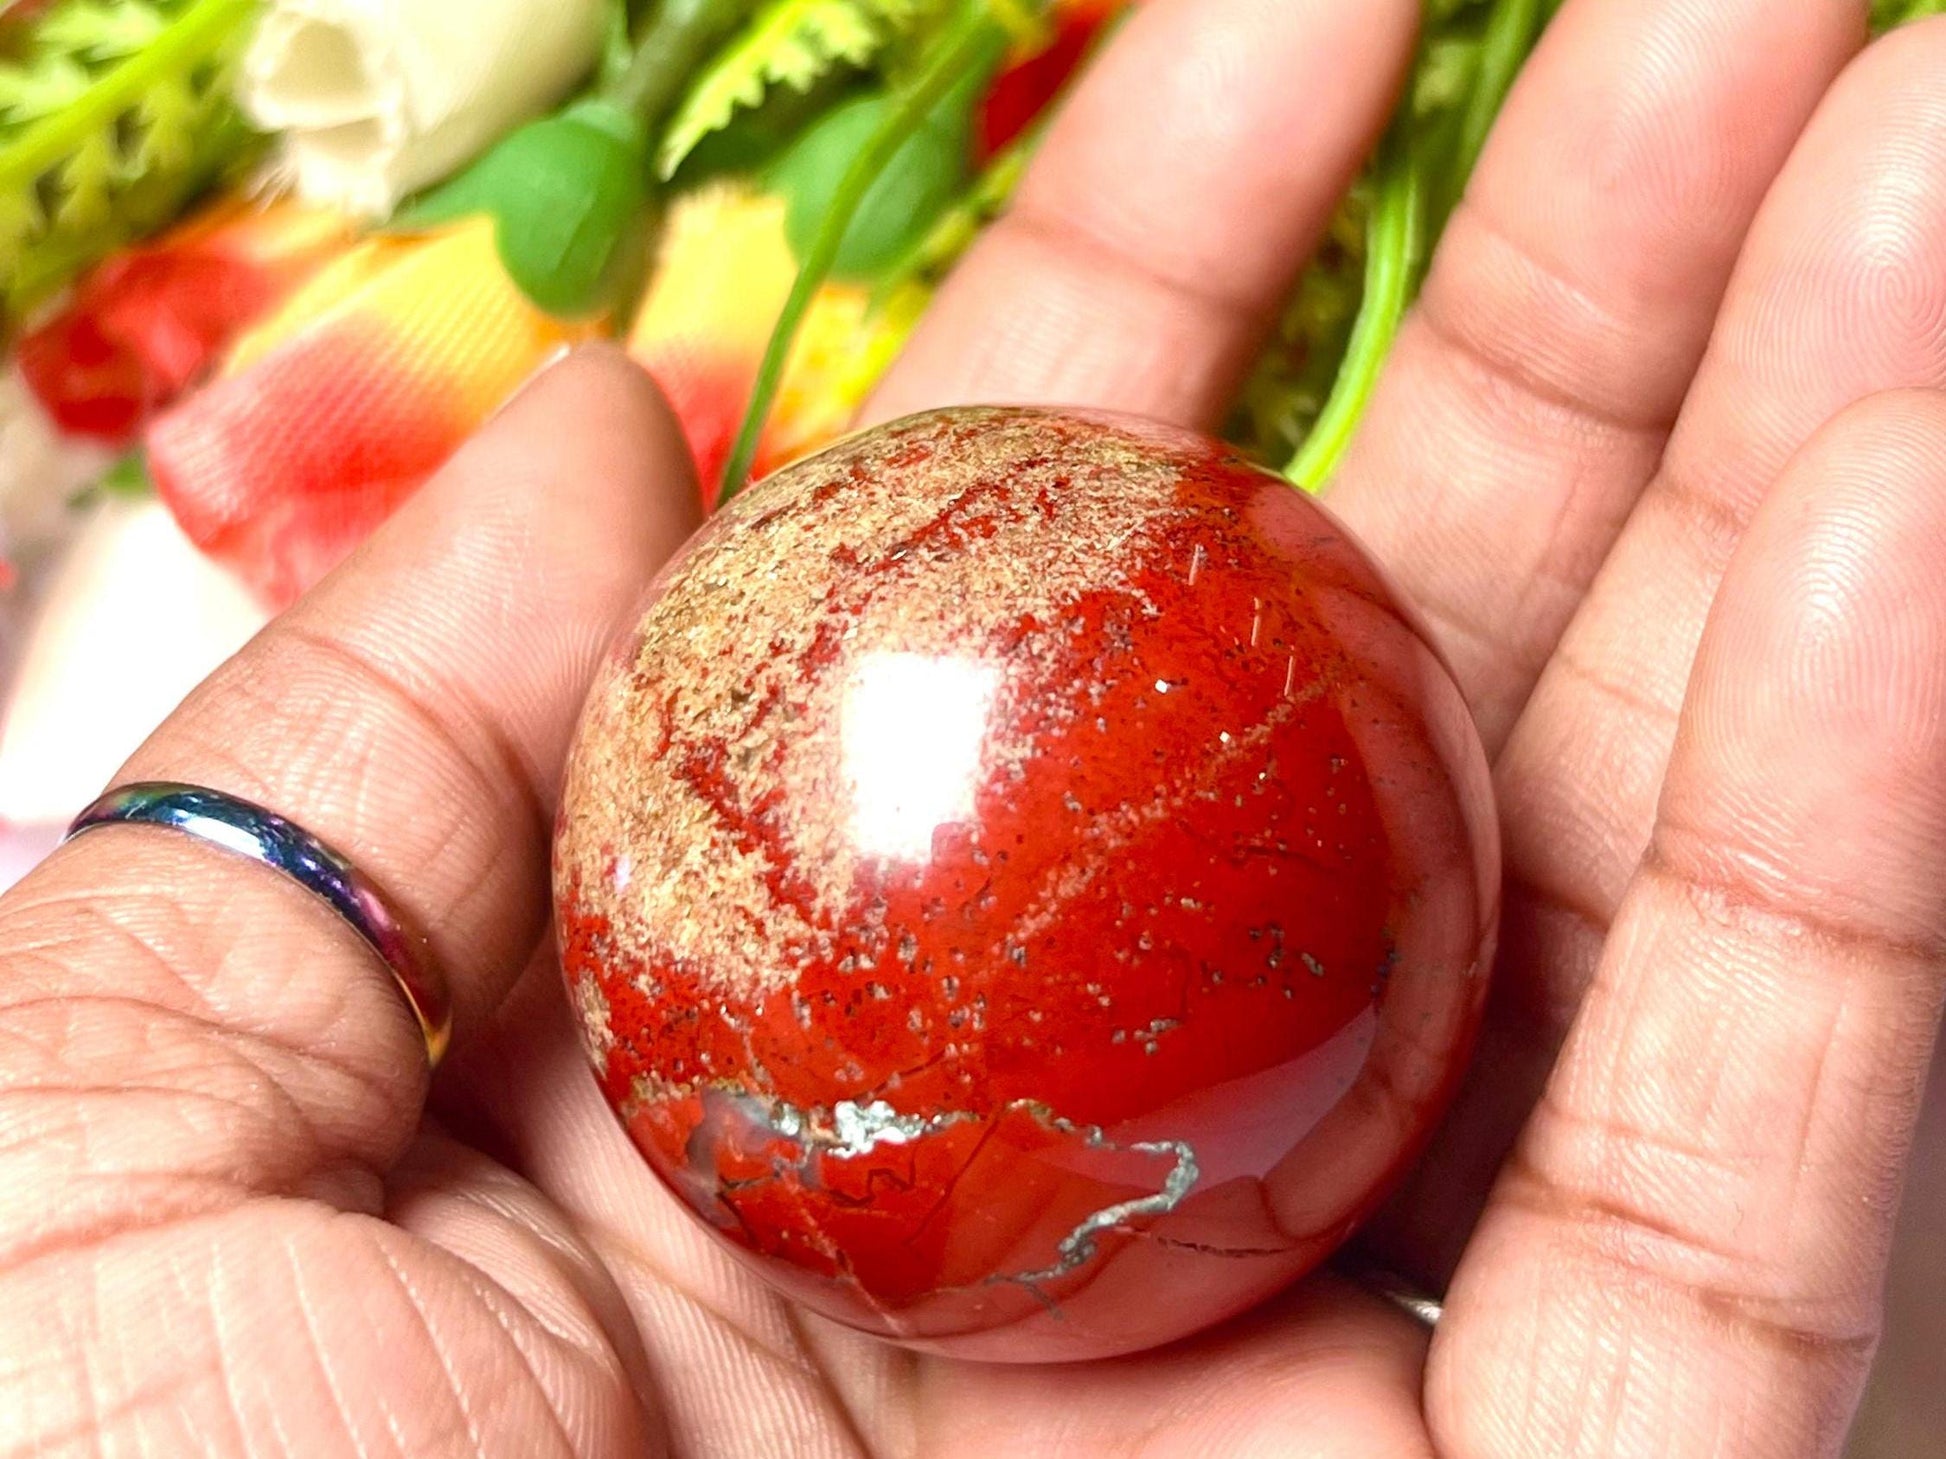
(1286, 127, 1422, 492)
(1453, 0, 1545, 187)
(872, 0, 1126, 301)
(874, 116, 1038, 301)
(1284, 0, 1550, 491)
(610, 0, 762, 129)
(0, 0, 254, 191)
(1873, 0, 1946, 30)
(716, 0, 1004, 506)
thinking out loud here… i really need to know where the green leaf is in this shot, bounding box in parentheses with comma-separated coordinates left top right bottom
(718, 0, 997, 503)
(395, 100, 653, 319)
(1873, 0, 1946, 29)
(131, 70, 197, 172)
(768, 50, 989, 280)
(666, 62, 854, 182)
(657, 0, 940, 180)
(0, 181, 39, 259)
(52, 121, 116, 230)
(0, 0, 259, 326)
(35, 2, 168, 63)
(99, 450, 153, 497)
(0, 56, 93, 128)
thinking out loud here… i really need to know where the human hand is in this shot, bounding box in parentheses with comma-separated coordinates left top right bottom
(3, 1, 1943, 1455)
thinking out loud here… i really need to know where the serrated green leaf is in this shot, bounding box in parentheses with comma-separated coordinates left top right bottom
(657, 0, 940, 179)
(132, 71, 196, 171)
(37, 2, 169, 63)
(52, 124, 116, 229)
(0, 181, 41, 268)
(0, 0, 258, 325)
(0, 56, 93, 126)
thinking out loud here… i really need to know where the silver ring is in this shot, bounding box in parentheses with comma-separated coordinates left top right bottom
(66, 782, 452, 1067)
(1337, 1253, 1443, 1328)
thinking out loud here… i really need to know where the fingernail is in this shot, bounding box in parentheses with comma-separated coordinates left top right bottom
(489, 343, 583, 425)
(529, 342, 579, 381)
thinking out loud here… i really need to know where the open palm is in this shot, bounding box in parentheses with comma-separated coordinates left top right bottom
(5, 1, 1945, 1455)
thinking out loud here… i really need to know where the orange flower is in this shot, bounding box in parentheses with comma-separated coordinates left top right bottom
(628, 182, 925, 510)
(15, 197, 350, 445)
(147, 217, 601, 607)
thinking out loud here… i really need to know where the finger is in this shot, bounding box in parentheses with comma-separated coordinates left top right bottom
(451, 973, 1440, 1458)
(381, 1131, 663, 1453)
(1861, 1038, 1946, 1444)
(1496, 19, 1946, 1067)
(911, 1278, 1435, 1459)
(0, 347, 700, 1252)
(443, 972, 889, 1458)
(1437, 391, 1946, 1459)
(1375, 18, 1946, 1278)
(864, 0, 1417, 429)
(1327, 0, 1863, 749)
(0, 1174, 650, 1457)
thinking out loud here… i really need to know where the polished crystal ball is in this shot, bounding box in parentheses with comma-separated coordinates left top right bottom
(555, 406, 1498, 1361)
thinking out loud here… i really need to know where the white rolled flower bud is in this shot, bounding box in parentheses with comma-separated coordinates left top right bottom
(240, 0, 612, 218)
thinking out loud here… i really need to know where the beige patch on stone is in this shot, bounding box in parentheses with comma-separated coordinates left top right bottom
(557, 409, 1210, 1000)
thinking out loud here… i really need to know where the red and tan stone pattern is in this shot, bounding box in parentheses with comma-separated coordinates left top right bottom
(554, 407, 1499, 1360)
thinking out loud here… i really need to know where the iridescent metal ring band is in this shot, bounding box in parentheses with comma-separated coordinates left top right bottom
(66, 783, 452, 1067)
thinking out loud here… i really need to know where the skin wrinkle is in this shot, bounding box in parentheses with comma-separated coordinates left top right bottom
(0, 1034, 319, 1174)
(388, 1149, 654, 1413)
(1001, 203, 1270, 335)
(276, 623, 554, 864)
(0, 349, 692, 1457)
(367, 1239, 484, 1459)
(2, 1203, 273, 1318)
(1414, 201, 1684, 440)
(5, 1254, 209, 1458)
(1547, 645, 1682, 734)
(1392, 46, 1946, 1379)
(1638, 451, 1759, 572)
(1584, 24, 1946, 663)
(578, 1215, 810, 1380)
(66, 1258, 109, 1459)
(0, 962, 392, 1111)
(1329, 0, 1861, 739)
(0, 1083, 302, 1169)
(1497, 1117, 1755, 1268)
(1774, 982, 1849, 1266)
(777, 1303, 879, 1459)
(3, 889, 215, 1010)
(160, 640, 543, 1013)
(626, 1285, 852, 1459)
(1438, 396, 1946, 1458)
(284, 1234, 376, 1459)
(867, 0, 1414, 429)
(1640, 842, 1946, 967)
(0, 968, 408, 1176)
(206, 1237, 256, 1459)
(2, 845, 421, 1112)
(429, 1260, 587, 1459)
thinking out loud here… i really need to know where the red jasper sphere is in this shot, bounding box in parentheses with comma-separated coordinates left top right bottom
(555, 407, 1498, 1361)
